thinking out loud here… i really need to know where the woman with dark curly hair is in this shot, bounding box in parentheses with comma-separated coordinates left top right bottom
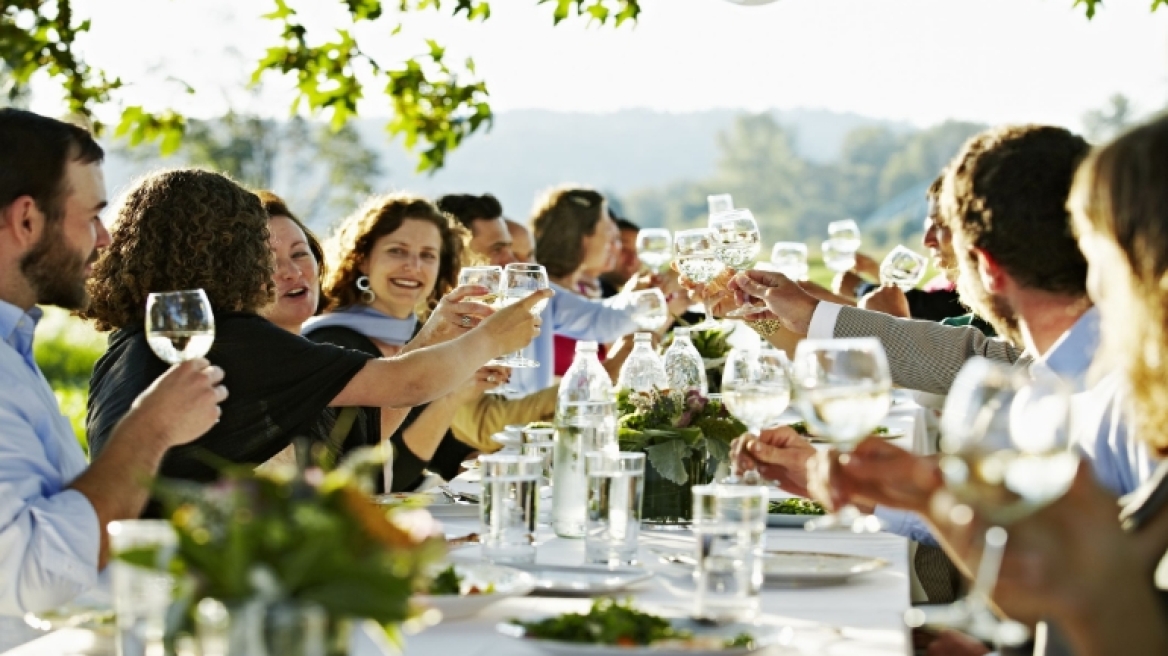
(302, 193, 507, 489)
(83, 169, 548, 495)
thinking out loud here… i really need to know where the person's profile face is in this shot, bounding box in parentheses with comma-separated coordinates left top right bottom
(470, 216, 516, 267)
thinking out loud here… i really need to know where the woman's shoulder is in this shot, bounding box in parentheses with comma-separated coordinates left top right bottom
(304, 324, 380, 356)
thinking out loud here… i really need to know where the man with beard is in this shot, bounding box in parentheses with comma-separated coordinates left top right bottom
(0, 109, 226, 643)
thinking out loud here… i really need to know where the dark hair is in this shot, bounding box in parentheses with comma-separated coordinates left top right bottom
(435, 193, 504, 232)
(531, 186, 606, 278)
(942, 125, 1090, 296)
(256, 190, 329, 314)
(613, 216, 640, 233)
(323, 193, 468, 313)
(0, 108, 104, 224)
(85, 169, 274, 331)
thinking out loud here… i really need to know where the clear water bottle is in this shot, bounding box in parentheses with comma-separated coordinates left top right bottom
(663, 327, 708, 395)
(553, 341, 617, 538)
(616, 333, 668, 393)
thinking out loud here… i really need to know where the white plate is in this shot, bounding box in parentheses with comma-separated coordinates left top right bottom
(497, 615, 791, 655)
(507, 563, 653, 595)
(416, 563, 535, 621)
(806, 429, 905, 443)
(759, 551, 889, 583)
(766, 513, 814, 528)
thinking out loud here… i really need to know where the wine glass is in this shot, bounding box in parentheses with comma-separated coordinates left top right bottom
(494, 263, 550, 368)
(459, 266, 515, 393)
(880, 245, 928, 290)
(827, 219, 862, 252)
(146, 289, 215, 364)
(637, 228, 673, 274)
(821, 239, 858, 274)
(770, 242, 809, 281)
(904, 357, 1075, 647)
(722, 346, 792, 484)
(790, 337, 891, 532)
(617, 288, 670, 332)
(674, 228, 722, 330)
(709, 209, 761, 271)
(707, 193, 734, 217)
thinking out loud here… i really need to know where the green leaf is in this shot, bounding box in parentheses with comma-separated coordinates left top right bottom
(645, 440, 692, 486)
(701, 436, 731, 465)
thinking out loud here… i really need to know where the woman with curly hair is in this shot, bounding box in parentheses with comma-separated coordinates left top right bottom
(302, 193, 507, 489)
(83, 169, 548, 495)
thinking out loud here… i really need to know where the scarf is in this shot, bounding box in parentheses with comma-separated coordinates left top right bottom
(302, 305, 418, 347)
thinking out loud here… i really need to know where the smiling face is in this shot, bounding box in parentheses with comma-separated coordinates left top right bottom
(260, 216, 320, 334)
(360, 218, 442, 318)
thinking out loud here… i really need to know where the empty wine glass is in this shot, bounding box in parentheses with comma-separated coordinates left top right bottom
(709, 209, 761, 271)
(790, 337, 891, 532)
(821, 239, 858, 274)
(494, 263, 550, 368)
(618, 288, 670, 332)
(770, 242, 809, 281)
(827, 219, 862, 252)
(674, 228, 722, 330)
(904, 357, 1075, 647)
(880, 245, 928, 290)
(636, 228, 673, 273)
(707, 193, 734, 217)
(722, 346, 792, 484)
(146, 289, 215, 364)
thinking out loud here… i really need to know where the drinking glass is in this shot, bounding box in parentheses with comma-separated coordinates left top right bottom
(522, 424, 556, 480)
(636, 228, 673, 273)
(457, 265, 503, 304)
(146, 289, 215, 364)
(722, 347, 791, 483)
(821, 238, 858, 274)
(480, 454, 543, 564)
(585, 451, 646, 566)
(691, 484, 768, 622)
(108, 520, 178, 656)
(709, 209, 761, 271)
(770, 242, 809, 281)
(790, 338, 892, 532)
(616, 288, 670, 332)
(553, 400, 619, 538)
(904, 358, 1075, 646)
(827, 219, 862, 252)
(707, 193, 734, 217)
(494, 263, 549, 367)
(674, 228, 722, 330)
(880, 245, 929, 290)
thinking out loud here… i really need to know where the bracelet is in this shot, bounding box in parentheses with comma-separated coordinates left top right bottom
(745, 319, 782, 338)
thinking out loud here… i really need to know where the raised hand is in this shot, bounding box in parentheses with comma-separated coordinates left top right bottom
(412, 283, 497, 349)
(806, 437, 942, 513)
(728, 269, 820, 333)
(730, 425, 816, 497)
(123, 358, 227, 448)
(476, 288, 552, 357)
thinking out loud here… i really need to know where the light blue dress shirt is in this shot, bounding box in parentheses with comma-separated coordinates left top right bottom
(0, 299, 101, 618)
(874, 308, 1157, 545)
(509, 283, 638, 396)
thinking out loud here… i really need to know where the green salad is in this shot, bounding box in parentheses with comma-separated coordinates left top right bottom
(513, 598, 754, 649)
(426, 565, 494, 596)
(768, 498, 826, 516)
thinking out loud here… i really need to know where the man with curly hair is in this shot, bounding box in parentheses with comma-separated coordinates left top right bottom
(0, 109, 227, 647)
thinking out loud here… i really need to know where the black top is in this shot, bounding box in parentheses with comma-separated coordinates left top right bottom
(305, 325, 474, 491)
(87, 312, 371, 486)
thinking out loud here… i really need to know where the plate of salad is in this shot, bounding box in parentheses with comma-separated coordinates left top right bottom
(766, 498, 826, 528)
(497, 598, 789, 655)
(416, 562, 535, 620)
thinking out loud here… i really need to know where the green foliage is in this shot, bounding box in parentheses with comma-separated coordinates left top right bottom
(616, 388, 745, 485)
(33, 309, 106, 452)
(513, 597, 743, 647)
(1075, 0, 1168, 18)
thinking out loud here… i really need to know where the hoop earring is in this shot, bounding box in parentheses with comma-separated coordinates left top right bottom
(356, 275, 376, 304)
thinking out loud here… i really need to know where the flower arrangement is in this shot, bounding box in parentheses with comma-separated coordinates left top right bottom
(616, 388, 746, 523)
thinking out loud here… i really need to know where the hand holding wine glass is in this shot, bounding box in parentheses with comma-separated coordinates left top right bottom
(674, 228, 722, 330)
(146, 289, 215, 364)
(491, 263, 551, 367)
(722, 346, 792, 483)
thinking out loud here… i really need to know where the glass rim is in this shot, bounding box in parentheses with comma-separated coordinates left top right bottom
(503, 262, 546, 272)
(584, 450, 646, 473)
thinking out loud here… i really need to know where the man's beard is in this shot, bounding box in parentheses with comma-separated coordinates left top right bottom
(20, 224, 91, 310)
(956, 260, 1022, 345)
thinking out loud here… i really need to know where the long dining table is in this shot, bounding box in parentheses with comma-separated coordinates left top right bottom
(5, 400, 930, 656)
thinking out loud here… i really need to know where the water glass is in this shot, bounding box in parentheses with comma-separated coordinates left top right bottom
(480, 454, 542, 564)
(691, 484, 768, 622)
(522, 427, 556, 480)
(553, 400, 618, 538)
(770, 242, 809, 281)
(108, 520, 178, 656)
(584, 452, 645, 566)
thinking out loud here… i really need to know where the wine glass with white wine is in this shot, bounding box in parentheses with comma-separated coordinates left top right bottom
(880, 245, 928, 290)
(636, 228, 673, 274)
(827, 219, 862, 252)
(673, 228, 722, 330)
(722, 346, 792, 484)
(459, 265, 514, 392)
(904, 357, 1075, 647)
(146, 289, 215, 364)
(494, 263, 550, 368)
(790, 337, 891, 532)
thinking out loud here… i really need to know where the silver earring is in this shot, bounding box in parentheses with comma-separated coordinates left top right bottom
(356, 275, 375, 304)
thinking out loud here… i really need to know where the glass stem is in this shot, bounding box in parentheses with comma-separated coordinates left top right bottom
(963, 526, 1008, 636)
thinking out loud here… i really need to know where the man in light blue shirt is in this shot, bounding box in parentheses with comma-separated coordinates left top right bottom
(0, 109, 227, 645)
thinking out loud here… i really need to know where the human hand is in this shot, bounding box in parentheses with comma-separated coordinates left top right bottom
(922, 629, 991, 656)
(806, 437, 942, 513)
(658, 270, 694, 317)
(831, 270, 867, 298)
(854, 252, 882, 279)
(453, 366, 510, 403)
(476, 288, 552, 356)
(125, 358, 227, 448)
(728, 269, 820, 333)
(859, 284, 911, 318)
(412, 284, 497, 349)
(729, 425, 816, 497)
